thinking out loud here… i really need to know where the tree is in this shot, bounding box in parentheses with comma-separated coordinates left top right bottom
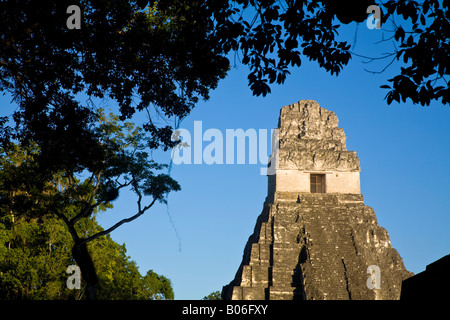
(0, 137, 175, 300)
(141, 270, 174, 300)
(0, 211, 174, 299)
(0, 0, 230, 191)
(202, 291, 222, 300)
(211, 0, 448, 104)
(0, 110, 179, 299)
(0, 0, 224, 299)
(380, 0, 449, 105)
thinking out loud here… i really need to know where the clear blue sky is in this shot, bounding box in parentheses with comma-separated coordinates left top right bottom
(2, 17, 449, 300)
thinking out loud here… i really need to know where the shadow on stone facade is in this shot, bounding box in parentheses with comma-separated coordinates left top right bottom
(292, 247, 307, 300)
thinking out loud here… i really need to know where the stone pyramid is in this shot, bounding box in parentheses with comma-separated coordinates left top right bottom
(222, 100, 412, 300)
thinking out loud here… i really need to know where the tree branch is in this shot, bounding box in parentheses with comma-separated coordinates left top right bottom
(349, 51, 396, 61)
(78, 197, 157, 246)
(364, 54, 397, 74)
(52, 207, 80, 243)
(69, 171, 102, 225)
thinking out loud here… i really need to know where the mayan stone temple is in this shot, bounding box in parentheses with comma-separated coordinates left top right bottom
(222, 100, 412, 300)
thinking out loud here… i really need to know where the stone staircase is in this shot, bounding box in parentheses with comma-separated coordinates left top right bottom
(223, 192, 412, 300)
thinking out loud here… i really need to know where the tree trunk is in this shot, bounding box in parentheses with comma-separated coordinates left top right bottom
(72, 241, 98, 300)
